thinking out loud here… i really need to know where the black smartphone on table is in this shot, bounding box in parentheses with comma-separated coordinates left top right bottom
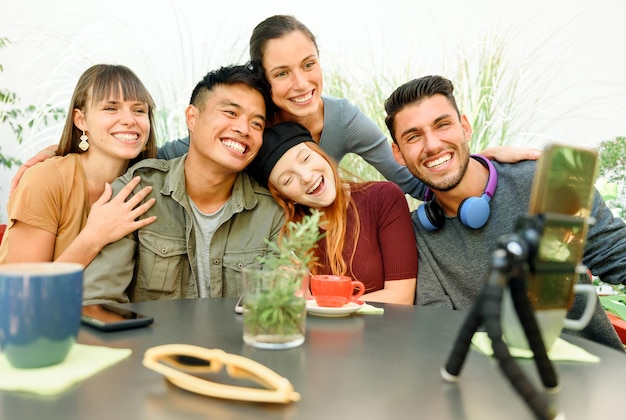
(81, 303, 154, 332)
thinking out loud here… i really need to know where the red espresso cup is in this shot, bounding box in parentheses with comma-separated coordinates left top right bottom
(310, 275, 365, 307)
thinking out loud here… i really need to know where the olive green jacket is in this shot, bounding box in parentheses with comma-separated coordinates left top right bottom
(83, 156, 284, 304)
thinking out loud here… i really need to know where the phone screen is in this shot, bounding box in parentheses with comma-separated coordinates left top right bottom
(529, 144, 598, 264)
(81, 304, 154, 331)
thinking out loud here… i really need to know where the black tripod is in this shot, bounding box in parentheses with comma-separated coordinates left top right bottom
(441, 214, 578, 420)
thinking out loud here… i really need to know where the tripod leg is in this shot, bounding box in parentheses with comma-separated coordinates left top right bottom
(443, 253, 511, 381)
(442, 288, 485, 382)
(483, 285, 558, 420)
(509, 277, 559, 390)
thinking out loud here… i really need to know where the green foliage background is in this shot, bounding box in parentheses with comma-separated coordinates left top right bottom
(0, 37, 65, 169)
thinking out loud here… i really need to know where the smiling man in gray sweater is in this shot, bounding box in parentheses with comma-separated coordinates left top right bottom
(385, 74, 626, 351)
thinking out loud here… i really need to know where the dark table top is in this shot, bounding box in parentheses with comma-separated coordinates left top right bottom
(1, 297, 624, 420)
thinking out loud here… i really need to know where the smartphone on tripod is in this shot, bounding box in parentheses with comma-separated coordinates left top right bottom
(526, 143, 599, 310)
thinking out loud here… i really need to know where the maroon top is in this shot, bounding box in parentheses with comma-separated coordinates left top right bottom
(316, 182, 418, 293)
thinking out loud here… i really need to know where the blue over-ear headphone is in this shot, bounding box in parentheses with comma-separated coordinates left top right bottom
(417, 154, 498, 231)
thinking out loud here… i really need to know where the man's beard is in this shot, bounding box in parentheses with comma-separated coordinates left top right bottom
(409, 142, 471, 192)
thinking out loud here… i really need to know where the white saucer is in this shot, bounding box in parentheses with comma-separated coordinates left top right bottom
(305, 300, 364, 317)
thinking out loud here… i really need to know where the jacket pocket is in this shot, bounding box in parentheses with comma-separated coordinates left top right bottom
(222, 250, 264, 296)
(136, 230, 188, 296)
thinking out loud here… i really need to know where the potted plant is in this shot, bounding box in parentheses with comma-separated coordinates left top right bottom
(242, 210, 323, 349)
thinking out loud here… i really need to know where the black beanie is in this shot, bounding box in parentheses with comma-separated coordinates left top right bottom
(247, 122, 315, 187)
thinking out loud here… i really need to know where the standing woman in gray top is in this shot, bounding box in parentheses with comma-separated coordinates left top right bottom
(157, 15, 538, 199)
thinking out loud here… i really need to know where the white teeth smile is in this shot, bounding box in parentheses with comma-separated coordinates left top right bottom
(307, 176, 323, 194)
(292, 92, 313, 103)
(222, 139, 246, 154)
(426, 155, 451, 168)
(113, 133, 138, 141)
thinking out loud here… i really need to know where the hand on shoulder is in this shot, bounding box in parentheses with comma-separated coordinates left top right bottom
(479, 146, 541, 163)
(82, 176, 157, 248)
(10, 144, 58, 194)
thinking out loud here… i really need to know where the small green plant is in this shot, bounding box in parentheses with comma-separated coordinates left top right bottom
(242, 269, 307, 338)
(256, 209, 325, 271)
(243, 210, 324, 342)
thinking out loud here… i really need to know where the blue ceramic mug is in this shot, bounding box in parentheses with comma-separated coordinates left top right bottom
(0, 263, 83, 369)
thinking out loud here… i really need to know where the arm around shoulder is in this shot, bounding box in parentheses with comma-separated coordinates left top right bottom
(341, 103, 427, 199)
(9, 144, 58, 194)
(157, 136, 190, 160)
(479, 146, 541, 163)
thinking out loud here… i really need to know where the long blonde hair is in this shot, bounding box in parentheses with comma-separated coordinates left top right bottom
(268, 142, 363, 277)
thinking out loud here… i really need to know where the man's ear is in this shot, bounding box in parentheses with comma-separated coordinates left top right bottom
(392, 142, 407, 166)
(460, 114, 473, 143)
(73, 108, 86, 131)
(185, 105, 197, 133)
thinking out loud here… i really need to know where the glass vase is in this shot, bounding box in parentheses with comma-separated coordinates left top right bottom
(241, 267, 309, 349)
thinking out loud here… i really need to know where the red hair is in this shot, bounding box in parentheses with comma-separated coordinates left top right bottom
(268, 142, 364, 277)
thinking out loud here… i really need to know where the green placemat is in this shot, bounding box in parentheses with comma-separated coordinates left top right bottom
(356, 303, 384, 315)
(0, 343, 131, 396)
(471, 332, 600, 363)
(600, 295, 626, 321)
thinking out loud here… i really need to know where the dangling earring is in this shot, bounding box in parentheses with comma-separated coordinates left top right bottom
(79, 131, 89, 151)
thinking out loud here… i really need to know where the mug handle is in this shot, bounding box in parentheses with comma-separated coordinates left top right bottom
(563, 284, 597, 331)
(351, 281, 365, 300)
